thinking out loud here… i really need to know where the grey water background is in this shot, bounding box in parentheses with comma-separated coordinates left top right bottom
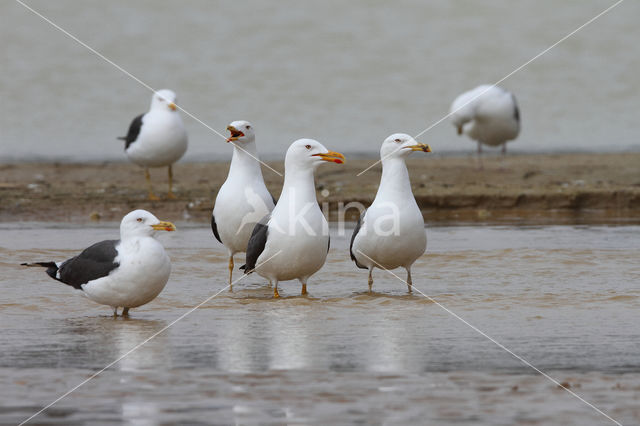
(2, 224, 640, 424)
(1, 0, 639, 163)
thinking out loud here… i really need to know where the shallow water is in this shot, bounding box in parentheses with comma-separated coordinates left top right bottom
(1, 1, 639, 162)
(1, 223, 639, 424)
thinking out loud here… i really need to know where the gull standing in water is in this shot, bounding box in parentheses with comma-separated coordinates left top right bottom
(450, 85, 520, 167)
(350, 134, 431, 292)
(242, 139, 344, 298)
(211, 121, 276, 288)
(119, 89, 188, 199)
(22, 210, 176, 316)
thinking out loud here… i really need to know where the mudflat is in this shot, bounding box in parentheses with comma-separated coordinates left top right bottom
(1, 153, 638, 224)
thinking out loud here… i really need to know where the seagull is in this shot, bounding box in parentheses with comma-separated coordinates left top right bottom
(350, 134, 431, 293)
(118, 89, 188, 200)
(211, 120, 276, 287)
(450, 85, 520, 166)
(22, 210, 176, 316)
(242, 139, 345, 298)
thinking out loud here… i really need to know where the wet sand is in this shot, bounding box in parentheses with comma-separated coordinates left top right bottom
(1, 153, 639, 224)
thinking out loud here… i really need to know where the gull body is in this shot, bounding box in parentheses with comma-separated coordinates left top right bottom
(23, 210, 176, 316)
(211, 120, 275, 287)
(243, 139, 345, 297)
(119, 89, 188, 199)
(350, 134, 430, 292)
(450, 85, 520, 162)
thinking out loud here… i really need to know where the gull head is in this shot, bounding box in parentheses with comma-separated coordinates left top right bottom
(285, 139, 345, 171)
(380, 133, 431, 160)
(226, 120, 255, 143)
(120, 209, 176, 239)
(150, 89, 178, 112)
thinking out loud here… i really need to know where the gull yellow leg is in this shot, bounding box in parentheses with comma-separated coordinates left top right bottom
(406, 267, 413, 293)
(228, 256, 234, 291)
(301, 281, 308, 296)
(145, 169, 160, 200)
(273, 281, 280, 298)
(368, 268, 373, 293)
(122, 307, 130, 316)
(167, 165, 177, 199)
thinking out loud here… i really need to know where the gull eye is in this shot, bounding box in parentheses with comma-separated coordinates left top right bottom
(137, 218, 143, 222)
(394, 138, 402, 143)
(305, 144, 312, 150)
(158, 97, 165, 102)
(246, 125, 251, 129)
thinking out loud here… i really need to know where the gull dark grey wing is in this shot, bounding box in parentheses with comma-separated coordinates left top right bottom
(511, 94, 520, 123)
(57, 240, 120, 289)
(350, 214, 367, 269)
(211, 214, 222, 243)
(118, 113, 145, 149)
(242, 215, 270, 273)
(24, 240, 120, 289)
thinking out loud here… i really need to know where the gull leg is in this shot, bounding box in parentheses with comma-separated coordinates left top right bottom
(167, 165, 177, 199)
(368, 268, 373, 293)
(113, 307, 119, 317)
(406, 267, 413, 293)
(145, 169, 160, 200)
(499, 144, 507, 171)
(228, 255, 234, 291)
(122, 307, 130, 317)
(300, 278, 308, 296)
(273, 281, 280, 298)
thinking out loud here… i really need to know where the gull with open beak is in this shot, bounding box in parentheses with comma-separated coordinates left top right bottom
(350, 134, 431, 293)
(118, 89, 188, 199)
(211, 120, 276, 288)
(22, 210, 176, 316)
(242, 139, 345, 298)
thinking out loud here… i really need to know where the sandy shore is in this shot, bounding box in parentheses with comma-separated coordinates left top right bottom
(1, 153, 639, 224)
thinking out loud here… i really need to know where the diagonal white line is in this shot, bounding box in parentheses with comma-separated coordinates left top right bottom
(356, 0, 625, 176)
(19, 250, 283, 425)
(14, 0, 283, 177)
(355, 250, 622, 426)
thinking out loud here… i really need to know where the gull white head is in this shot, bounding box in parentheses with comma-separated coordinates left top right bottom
(450, 98, 476, 135)
(150, 89, 178, 112)
(285, 139, 345, 172)
(380, 133, 431, 160)
(120, 209, 176, 239)
(226, 120, 255, 143)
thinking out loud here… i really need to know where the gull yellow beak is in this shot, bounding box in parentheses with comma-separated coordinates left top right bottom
(457, 124, 463, 135)
(312, 150, 345, 164)
(151, 221, 176, 232)
(408, 143, 432, 153)
(226, 125, 244, 142)
(168, 103, 177, 111)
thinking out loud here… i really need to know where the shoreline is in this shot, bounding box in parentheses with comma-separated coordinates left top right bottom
(1, 153, 638, 224)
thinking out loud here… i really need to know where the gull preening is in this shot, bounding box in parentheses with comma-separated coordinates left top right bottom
(118, 89, 188, 199)
(450, 85, 520, 165)
(22, 210, 176, 316)
(211, 120, 276, 287)
(242, 139, 345, 298)
(350, 134, 431, 292)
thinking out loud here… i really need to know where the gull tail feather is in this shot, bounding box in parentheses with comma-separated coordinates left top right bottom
(21, 261, 59, 280)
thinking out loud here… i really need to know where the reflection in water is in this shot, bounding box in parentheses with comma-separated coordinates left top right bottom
(2, 225, 640, 424)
